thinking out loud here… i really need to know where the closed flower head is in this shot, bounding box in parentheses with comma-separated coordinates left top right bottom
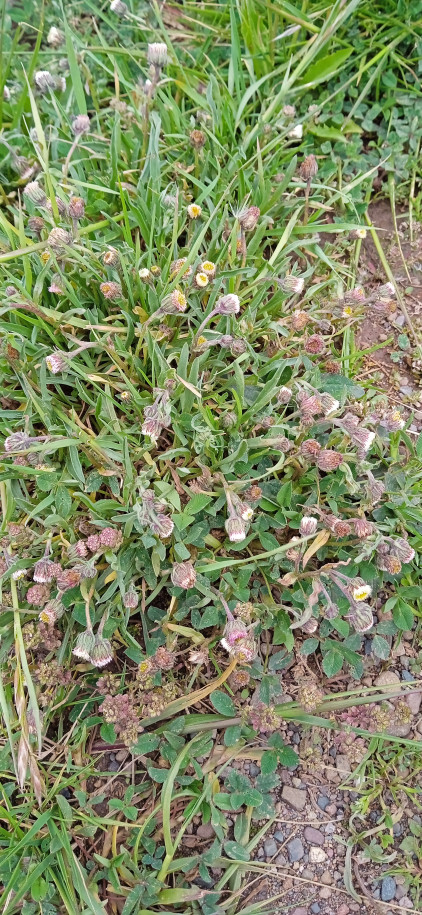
(171, 561, 197, 589)
(100, 281, 122, 300)
(72, 114, 90, 136)
(23, 181, 47, 205)
(300, 516, 318, 536)
(299, 154, 318, 181)
(280, 276, 304, 295)
(48, 228, 71, 250)
(215, 293, 240, 315)
(147, 42, 168, 67)
(46, 351, 67, 374)
(239, 206, 260, 231)
(316, 450, 343, 471)
(73, 629, 96, 661)
(225, 515, 247, 542)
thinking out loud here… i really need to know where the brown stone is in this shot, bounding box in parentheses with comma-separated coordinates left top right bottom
(281, 785, 307, 811)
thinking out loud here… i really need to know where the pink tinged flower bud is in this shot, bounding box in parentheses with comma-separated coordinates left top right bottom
(103, 247, 120, 267)
(277, 386, 292, 405)
(299, 394, 322, 416)
(47, 26, 64, 47)
(324, 600, 339, 620)
(239, 206, 260, 231)
(302, 617, 318, 634)
(150, 513, 174, 539)
(147, 42, 168, 67)
(300, 516, 318, 536)
(34, 70, 56, 92)
(45, 351, 67, 374)
(354, 518, 374, 539)
(48, 274, 64, 295)
(100, 281, 122, 300)
(344, 286, 366, 304)
(215, 294, 240, 315)
(280, 276, 304, 295)
(72, 114, 90, 136)
(26, 584, 50, 606)
(33, 558, 61, 583)
(73, 629, 96, 661)
(48, 228, 71, 250)
(99, 527, 121, 549)
(320, 393, 339, 416)
(74, 539, 88, 557)
(171, 561, 197, 589)
(316, 450, 343, 471)
(123, 585, 139, 609)
(305, 334, 325, 355)
(347, 602, 374, 633)
(225, 516, 247, 542)
(86, 534, 100, 552)
(390, 537, 415, 564)
(4, 432, 33, 452)
(90, 635, 113, 667)
(366, 471, 385, 503)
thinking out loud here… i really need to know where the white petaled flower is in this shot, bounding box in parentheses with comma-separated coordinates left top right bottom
(187, 203, 202, 219)
(355, 228, 367, 239)
(3, 85, 10, 101)
(12, 569, 26, 581)
(34, 70, 55, 92)
(147, 42, 168, 67)
(300, 516, 318, 536)
(195, 272, 209, 288)
(289, 124, 303, 139)
(320, 394, 340, 417)
(139, 268, 151, 280)
(280, 276, 304, 294)
(215, 293, 240, 315)
(352, 583, 372, 602)
(46, 351, 67, 374)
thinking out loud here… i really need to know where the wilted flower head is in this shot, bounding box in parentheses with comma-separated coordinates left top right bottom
(23, 181, 47, 205)
(239, 206, 260, 231)
(48, 228, 71, 251)
(100, 281, 122, 300)
(48, 274, 64, 295)
(299, 154, 318, 181)
(47, 26, 64, 47)
(300, 438, 321, 459)
(170, 257, 192, 278)
(344, 286, 366, 304)
(190, 129, 206, 149)
(68, 197, 85, 220)
(280, 275, 304, 295)
(389, 537, 415, 564)
(292, 310, 309, 330)
(26, 583, 50, 606)
(347, 601, 374, 633)
(305, 334, 325, 355)
(225, 516, 247, 543)
(316, 450, 343, 472)
(171, 561, 197, 589)
(320, 393, 339, 416)
(72, 629, 96, 661)
(33, 558, 61, 583)
(379, 409, 405, 433)
(99, 527, 122, 549)
(283, 104, 296, 118)
(150, 513, 174, 539)
(34, 70, 56, 92)
(90, 634, 113, 668)
(123, 584, 139, 609)
(354, 517, 374, 539)
(365, 470, 385, 504)
(4, 432, 33, 452)
(377, 282, 395, 299)
(215, 293, 240, 315)
(147, 42, 168, 67)
(277, 386, 292, 405)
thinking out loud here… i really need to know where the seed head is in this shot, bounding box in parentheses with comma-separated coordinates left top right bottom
(147, 42, 168, 67)
(298, 679, 324, 713)
(68, 197, 85, 219)
(280, 276, 304, 295)
(47, 26, 64, 47)
(73, 629, 96, 661)
(299, 154, 318, 181)
(26, 583, 50, 606)
(150, 513, 174, 539)
(4, 432, 33, 452)
(305, 334, 325, 355)
(34, 70, 56, 92)
(48, 228, 71, 250)
(187, 203, 202, 219)
(23, 182, 47, 205)
(300, 516, 318, 536)
(292, 311, 309, 330)
(45, 351, 67, 374)
(110, 0, 128, 14)
(72, 114, 91, 136)
(390, 537, 415, 564)
(239, 206, 260, 231)
(190, 129, 206, 149)
(90, 635, 113, 667)
(100, 281, 122, 300)
(347, 602, 374, 633)
(215, 293, 240, 315)
(153, 646, 176, 671)
(316, 450, 343, 471)
(225, 516, 247, 543)
(171, 561, 197, 589)
(324, 359, 341, 374)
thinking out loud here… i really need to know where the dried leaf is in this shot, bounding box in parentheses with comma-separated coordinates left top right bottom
(302, 529, 330, 568)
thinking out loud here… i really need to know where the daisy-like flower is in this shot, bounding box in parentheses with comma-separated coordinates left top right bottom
(46, 351, 67, 374)
(12, 569, 26, 581)
(201, 260, 216, 276)
(343, 305, 353, 317)
(195, 272, 209, 288)
(187, 203, 202, 219)
(139, 268, 151, 281)
(352, 581, 372, 602)
(355, 228, 367, 239)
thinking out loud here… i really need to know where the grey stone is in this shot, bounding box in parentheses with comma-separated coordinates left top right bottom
(282, 785, 307, 811)
(304, 826, 325, 845)
(197, 823, 215, 839)
(317, 795, 330, 810)
(309, 846, 327, 864)
(287, 837, 305, 863)
(108, 759, 120, 771)
(375, 671, 400, 687)
(311, 905, 321, 914)
(249, 763, 260, 776)
(392, 823, 403, 837)
(402, 670, 414, 681)
(381, 877, 397, 902)
(292, 909, 307, 915)
(264, 838, 278, 858)
(395, 885, 407, 900)
(336, 754, 351, 773)
(274, 830, 284, 842)
(275, 853, 287, 866)
(406, 691, 422, 715)
(398, 898, 412, 909)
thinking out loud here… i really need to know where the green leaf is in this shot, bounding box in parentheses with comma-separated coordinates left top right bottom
(55, 486, 72, 519)
(300, 49, 353, 86)
(231, 788, 263, 808)
(100, 722, 116, 744)
(320, 373, 364, 401)
(131, 734, 160, 755)
(416, 431, 422, 461)
(210, 690, 237, 717)
(56, 794, 73, 822)
(278, 745, 299, 768)
(392, 601, 415, 631)
(322, 648, 344, 677)
(224, 840, 250, 862)
(300, 637, 319, 656)
(371, 635, 390, 660)
(261, 750, 277, 775)
(224, 725, 242, 746)
(213, 793, 233, 810)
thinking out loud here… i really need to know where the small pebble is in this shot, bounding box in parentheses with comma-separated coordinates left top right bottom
(304, 826, 325, 846)
(381, 876, 397, 902)
(264, 838, 278, 858)
(395, 885, 407, 900)
(274, 853, 287, 866)
(287, 837, 305, 863)
(317, 795, 330, 810)
(309, 846, 327, 864)
(392, 823, 403, 837)
(249, 762, 260, 776)
(402, 670, 414, 681)
(319, 869, 332, 884)
(325, 803, 337, 816)
(197, 823, 215, 839)
(282, 786, 307, 811)
(398, 898, 412, 909)
(311, 905, 321, 914)
(108, 760, 120, 771)
(319, 886, 331, 899)
(292, 909, 307, 915)
(338, 906, 350, 915)
(274, 830, 284, 843)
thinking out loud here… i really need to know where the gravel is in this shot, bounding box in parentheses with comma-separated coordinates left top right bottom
(281, 786, 307, 811)
(264, 838, 278, 858)
(304, 826, 325, 845)
(317, 795, 330, 810)
(287, 837, 305, 863)
(249, 763, 260, 776)
(381, 877, 397, 902)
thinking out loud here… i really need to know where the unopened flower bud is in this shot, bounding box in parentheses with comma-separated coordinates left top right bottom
(147, 42, 168, 67)
(123, 584, 139, 609)
(48, 228, 71, 250)
(277, 386, 292, 404)
(23, 182, 47, 206)
(73, 629, 96, 660)
(300, 516, 318, 536)
(347, 602, 374, 633)
(300, 439, 321, 459)
(283, 105, 296, 118)
(390, 537, 415, 564)
(99, 527, 122, 549)
(280, 276, 304, 295)
(33, 558, 61, 583)
(27, 216, 45, 236)
(47, 26, 64, 47)
(110, 0, 127, 13)
(150, 513, 174, 539)
(34, 70, 56, 92)
(171, 561, 197, 590)
(225, 516, 247, 542)
(4, 432, 33, 452)
(354, 518, 374, 539)
(305, 334, 325, 355)
(190, 129, 206, 149)
(292, 310, 309, 330)
(231, 338, 247, 355)
(90, 635, 113, 667)
(215, 293, 240, 315)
